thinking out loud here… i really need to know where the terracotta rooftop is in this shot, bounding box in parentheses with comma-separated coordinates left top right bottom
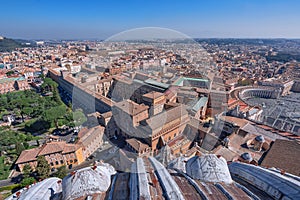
(15, 148, 41, 164)
(188, 117, 212, 133)
(114, 99, 149, 116)
(240, 123, 288, 141)
(256, 124, 300, 141)
(78, 126, 105, 148)
(38, 141, 66, 156)
(126, 138, 149, 152)
(62, 144, 78, 154)
(100, 111, 112, 118)
(195, 87, 210, 94)
(145, 104, 188, 132)
(261, 139, 300, 176)
(220, 115, 253, 128)
(164, 86, 178, 99)
(16, 140, 79, 164)
(213, 131, 270, 161)
(78, 127, 89, 138)
(142, 91, 164, 99)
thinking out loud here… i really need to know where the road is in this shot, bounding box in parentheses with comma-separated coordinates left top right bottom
(0, 178, 14, 188)
(8, 139, 45, 149)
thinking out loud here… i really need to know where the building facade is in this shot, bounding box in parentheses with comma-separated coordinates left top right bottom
(15, 126, 105, 172)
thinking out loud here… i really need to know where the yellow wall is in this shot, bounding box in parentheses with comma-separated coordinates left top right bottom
(75, 147, 85, 164)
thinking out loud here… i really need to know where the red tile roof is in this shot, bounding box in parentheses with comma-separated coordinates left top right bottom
(126, 138, 149, 152)
(38, 141, 66, 155)
(114, 100, 149, 116)
(15, 148, 41, 164)
(16, 140, 79, 164)
(261, 139, 300, 176)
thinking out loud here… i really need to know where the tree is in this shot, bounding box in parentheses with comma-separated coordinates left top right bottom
(39, 73, 45, 80)
(36, 156, 50, 179)
(41, 78, 58, 94)
(67, 102, 72, 109)
(21, 177, 35, 187)
(13, 98, 30, 122)
(40, 78, 64, 105)
(0, 128, 29, 149)
(13, 108, 21, 119)
(6, 71, 14, 76)
(23, 142, 29, 149)
(53, 165, 67, 179)
(15, 142, 25, 155)
(22, 107, 33, 118)
(43, 105, 67, 129)
(22, 164, 32, 178)
(72, 110, 87, 127)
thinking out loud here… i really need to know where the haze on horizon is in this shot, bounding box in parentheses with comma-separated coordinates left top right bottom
(1, 0, 300, 40)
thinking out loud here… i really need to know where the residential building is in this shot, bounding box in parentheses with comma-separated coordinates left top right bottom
(15, 126, 105, 172)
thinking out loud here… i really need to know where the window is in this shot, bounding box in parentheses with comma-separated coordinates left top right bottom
(70, 160, 73, 163)
(74, 159, 78, 163)
(60, 160, 64, 164)
(50, 162, 54, 166)
(55, 161, 59, 165)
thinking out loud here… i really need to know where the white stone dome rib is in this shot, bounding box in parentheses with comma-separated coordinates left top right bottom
(62, 162, 116, 200)
(149, 156, 185, 200)
(6, 177, 62, 200)
(186, 154, 233, 184)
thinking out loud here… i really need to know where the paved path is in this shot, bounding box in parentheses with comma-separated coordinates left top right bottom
(0, 178, 14, 188)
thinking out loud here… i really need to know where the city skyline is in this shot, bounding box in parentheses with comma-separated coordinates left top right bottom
(1, 1, 300, 198)
(1, 0, 300, 39)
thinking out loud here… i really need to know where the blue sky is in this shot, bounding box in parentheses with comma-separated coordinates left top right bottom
(0, 0, 299, 39)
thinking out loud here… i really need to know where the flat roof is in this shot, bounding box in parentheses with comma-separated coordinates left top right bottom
(0, 76, 25, 83)
(173, 77, 209, 86)
(144, 78, 169, 89)
(192, 97, 208, 112)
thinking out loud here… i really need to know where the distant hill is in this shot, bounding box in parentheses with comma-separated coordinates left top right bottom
(0, 37, 33, 52)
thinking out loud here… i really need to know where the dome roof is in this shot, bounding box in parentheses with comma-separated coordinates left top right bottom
(223, 137, 230, 142)
(229, 162, 300, 200)
(255, 135, 265, 142)
(62, 162, 116, 200)
(7, 177, 62, 200)
(186, 154, 233, 184)
(241, 152, 253, 161)
(8, 155, 298, 200)
(168, 156, 188, 173)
